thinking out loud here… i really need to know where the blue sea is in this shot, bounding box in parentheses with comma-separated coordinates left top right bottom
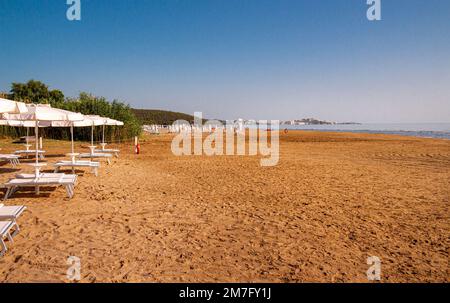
(282, 123, 450, 140)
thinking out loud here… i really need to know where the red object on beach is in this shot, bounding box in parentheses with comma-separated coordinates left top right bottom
(135, 144, 140, 154)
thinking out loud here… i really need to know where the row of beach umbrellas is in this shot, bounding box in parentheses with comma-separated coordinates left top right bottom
(0, 98, 123, 176)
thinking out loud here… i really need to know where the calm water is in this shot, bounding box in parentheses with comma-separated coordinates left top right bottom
(282, 123, 450, 139)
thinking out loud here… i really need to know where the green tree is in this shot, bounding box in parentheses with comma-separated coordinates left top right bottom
(49, 89, 65, 105)
(10, 80, 65, 104)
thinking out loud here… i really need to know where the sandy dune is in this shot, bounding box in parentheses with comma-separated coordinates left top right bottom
(0, 131, 448, 282)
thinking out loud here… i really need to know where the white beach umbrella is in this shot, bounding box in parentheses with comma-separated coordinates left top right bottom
(50, 114, 105, 156)
(3, 104, 84, 176)
(83, 115, 105, 147)
(6, 107, 82, 148)
(101, 118, 124, 144)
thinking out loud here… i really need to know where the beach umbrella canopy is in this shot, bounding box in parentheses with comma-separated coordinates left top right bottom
(3, 104, 84, 122)
(2, 104, 84, 176)
(51, 114, 104, 127)
(0, 98, 28, 114)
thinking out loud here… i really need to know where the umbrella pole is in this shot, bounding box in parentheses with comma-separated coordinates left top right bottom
(70, 124, 76, 164)
(102, 124, 105, 144)
(35, 122, 39, 177)
(35, 124, 38, 164)
(90, 123, 95, 157)
(71, 125, 74, 154)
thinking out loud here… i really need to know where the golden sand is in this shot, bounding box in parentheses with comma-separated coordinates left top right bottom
(0, 131, 448, 282)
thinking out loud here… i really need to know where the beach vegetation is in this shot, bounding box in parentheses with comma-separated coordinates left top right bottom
(1, 80, 142, 143)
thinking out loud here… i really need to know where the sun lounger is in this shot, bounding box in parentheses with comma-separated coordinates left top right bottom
(94, 148, 120, 158)
(95, 143, 120, 158)
(15, 173, 67, 179)
(0, 220, 19, 256)
(14, 150, 45, 160)
(3, 173, 77, 200)
(0, 154, 20, 167)
(78, 153, 112, 164)
(54, 160, 100, 176)
(0, 204, 26, 237)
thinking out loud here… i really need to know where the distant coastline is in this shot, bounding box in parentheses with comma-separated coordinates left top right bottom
(283, 123, 450, 140)
(281, 118, 361, 126)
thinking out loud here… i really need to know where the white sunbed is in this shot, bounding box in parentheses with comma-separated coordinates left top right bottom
(78, 153, 112, 165)
(94, 143, 120, 158)
(3, 173, 78, 200)
(93, 148, 120, 158)
(0, 204, 26, 236)
(54, 160, 100, 176)
(0, 220, 19, 256)
(14, 150, 45, 160)
(0, 154, 20, 167)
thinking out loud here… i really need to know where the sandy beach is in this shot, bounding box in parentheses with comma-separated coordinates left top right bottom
(0, 131, 448, 282)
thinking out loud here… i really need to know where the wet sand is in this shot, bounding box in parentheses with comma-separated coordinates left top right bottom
(0, 131, 448, 282)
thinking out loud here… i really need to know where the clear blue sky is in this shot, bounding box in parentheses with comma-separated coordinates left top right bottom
(0, 0, 449, 122)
